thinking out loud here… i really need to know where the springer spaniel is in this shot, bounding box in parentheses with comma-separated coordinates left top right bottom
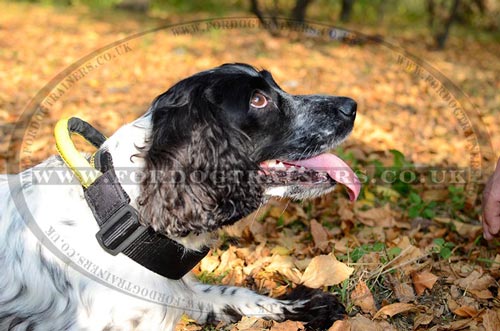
(0, 63, 360, 331)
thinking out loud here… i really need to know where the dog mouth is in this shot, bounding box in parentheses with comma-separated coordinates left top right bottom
(260, 153, 361, 201)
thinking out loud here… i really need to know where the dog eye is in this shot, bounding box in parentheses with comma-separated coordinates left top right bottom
(250, 92, 268, 109)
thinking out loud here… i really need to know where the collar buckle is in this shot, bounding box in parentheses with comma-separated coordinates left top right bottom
(95, 205, 147, 256)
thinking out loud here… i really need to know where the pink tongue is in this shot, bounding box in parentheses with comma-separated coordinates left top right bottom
(288, 153, 361, 201)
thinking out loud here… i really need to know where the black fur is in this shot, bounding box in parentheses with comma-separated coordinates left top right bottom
(280, 285, 346, 330)
(137, 63, 356, 238)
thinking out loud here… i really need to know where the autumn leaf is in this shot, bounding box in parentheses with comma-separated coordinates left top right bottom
(270, 320, 305, 331)
(350, 280, 377, 314)
(482, 309, 500, 331)
(411, 270, 438, 295)
(355, 204, 396, 227)
(413, 311, 434, 329)
(388, 274, 416, 303)
(328, 319, 350, 331)
(455, 270, 494, 298)
(373, 303, 416, 319)
(349, 315, 397, 331)
(300, 255, 353, 288)
(199, 253, 219, 273)
(453, 305, 480, 318)
(232, 317, 271, 331)
(310, 219, 330, 251)
(265, 254, 303, 284)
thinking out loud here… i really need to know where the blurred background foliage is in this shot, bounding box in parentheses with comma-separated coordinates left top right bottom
(12, 0, 499, 49)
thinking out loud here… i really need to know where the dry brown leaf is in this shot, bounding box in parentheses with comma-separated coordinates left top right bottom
(357, 252, 381, 272)
(300, 255, 353, 288)
(448, 318, 474, 330)
(422, 189, 449, 201)
(271, 246, 292, 256)
(270, 320, 305, 331)
(388, 275, 416, 303)
(338, 207, 355, 222)
(482, 309, 500, 331)
(349, 315, 397, 331)
(328, 319, 351, 331)
(373, 303, 416, 319)
(412, 271, 439, 295)
(355, 204, 395, 227)
(215, 246, 243, 275)
(265, 254, 302, 284)
(199, 254, 219, 273)
(350, 280, 377, 314)
(389, 243, 425, 275)
(349, 315, 378, 331)
(413, 311, 434, 329)
(434, 217, 482, 239)
(310, 219, 329, 251)
(455, 270, 495, 292)
(453, 305, 480, 318)
(231, 317, 271, 331)
(447, 297, 459, 312)
(470, 289, 494, 299)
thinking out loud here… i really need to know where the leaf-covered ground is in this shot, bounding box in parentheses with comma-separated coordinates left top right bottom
(1, 3, 500, 331)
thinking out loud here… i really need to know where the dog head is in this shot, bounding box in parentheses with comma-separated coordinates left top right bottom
(138, 63, 359, 237)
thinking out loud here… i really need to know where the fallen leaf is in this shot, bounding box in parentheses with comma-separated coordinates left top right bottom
(434, 217, 482, 239)
(349, 315, 397, 331)
(328, 319, 351, 331)
(482, 309, 500, 331)
(413, 311, 434, 329)
(389, 238, 425, 275)
(355, 204, 396, 227)
(448, 318, 474, 330)
(350, 280, 377, 314)
(453, 305, 479, 317)
(265, 254, 302, 284)
(357, 252, 381, 272)
(215, 246, 243, 275)
(270, 320, 305, 331)
(300, 255, 354, 288)
(412, 270, 439, 295)
(271, 246, 292, 256)
(350, 315, 377, 331)
(231, 317, 271, 331)
(470, 289, 494, 299)
(455, 270, 494, 293)
(373, 303, 416, 319)
(199, 254, 219, 273)
(388, 274, 416, 303)
(310, 219, 329, 251)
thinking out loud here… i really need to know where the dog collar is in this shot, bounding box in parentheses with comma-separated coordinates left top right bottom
(54, 117, 209, 280)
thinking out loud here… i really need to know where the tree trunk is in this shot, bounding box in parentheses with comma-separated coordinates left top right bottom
(435, 0, 461, 49)
(291, 0, 313, 23)
(249, 0, 279, 35)
(340, 0, 355, 22)
(426, 0, 436, 28)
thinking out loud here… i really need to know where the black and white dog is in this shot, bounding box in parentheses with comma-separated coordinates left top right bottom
(0, 64, 359, 331)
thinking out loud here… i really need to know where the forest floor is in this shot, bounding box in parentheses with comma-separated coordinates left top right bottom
(1, 2, 500, 331)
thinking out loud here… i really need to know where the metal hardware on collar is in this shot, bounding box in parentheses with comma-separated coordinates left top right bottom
(54, 117, 209, 280)
(95, 204, 146, 256)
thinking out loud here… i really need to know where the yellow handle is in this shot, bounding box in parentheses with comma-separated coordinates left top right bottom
(54, 118, 102, 188)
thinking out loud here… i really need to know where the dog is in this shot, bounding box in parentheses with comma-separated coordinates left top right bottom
(0, 63, 359, 331)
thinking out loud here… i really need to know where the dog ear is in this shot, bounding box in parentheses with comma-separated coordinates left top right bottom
(137, 87, 263, 237)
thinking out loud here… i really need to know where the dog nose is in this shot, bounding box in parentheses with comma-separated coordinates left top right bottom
(337, 97, 357, 117)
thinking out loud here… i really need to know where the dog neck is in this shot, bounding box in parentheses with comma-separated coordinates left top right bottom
(100, 112, 212, 251)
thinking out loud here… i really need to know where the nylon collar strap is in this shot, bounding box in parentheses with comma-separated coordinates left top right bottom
(54, 117, 209, 280)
